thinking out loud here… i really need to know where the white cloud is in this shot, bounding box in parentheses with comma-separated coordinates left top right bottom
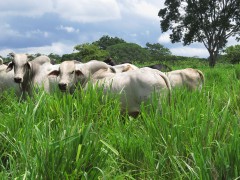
(0, 42, 74, 57)
(118, 0, 164, 20)
(165, 34, 239, 57)
(0, 0, 166, 22)
(130, 33, 137, 37)
(0, 49, 13, 57)
(25, 29, 50, 38)
(145, 30, 150, 36)
(0, 24, 50, 40)
(0, 0, 53, 17)
(53, 0, 121, 22)
(226, 36, 240, 47)
(57, 25, 80, 33)
(170, 46, 209, 58)
(43, 32, 49, 38)
(158, 33, 171, 43)
(0, 24, 21, 39)
(0, 0, 121, 22)
(159, 31, 240, 58)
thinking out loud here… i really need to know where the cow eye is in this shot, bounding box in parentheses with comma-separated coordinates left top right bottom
(71, 70, 74, 74)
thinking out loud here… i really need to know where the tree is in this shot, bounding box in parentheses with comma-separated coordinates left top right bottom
(107, 43, 150, 63)
(224, 44, 240, 64)
(48, 53, 62, 63)
(61, 53, 81, 62)
(74, 43, 109, 62)
(145, 42, 171, 61)
(159, 0, 240, 67)
(93, 35, 126, 50)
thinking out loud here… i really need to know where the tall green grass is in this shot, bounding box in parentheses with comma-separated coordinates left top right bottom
(0, 65, 240, 179)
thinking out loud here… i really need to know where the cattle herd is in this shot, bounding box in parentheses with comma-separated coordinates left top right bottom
(0, 53, 204, 117)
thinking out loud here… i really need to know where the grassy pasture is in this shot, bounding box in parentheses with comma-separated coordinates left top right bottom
(0, 64, 240, 179)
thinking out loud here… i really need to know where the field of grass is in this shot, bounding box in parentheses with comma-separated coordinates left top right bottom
(0, 64, 240, 179)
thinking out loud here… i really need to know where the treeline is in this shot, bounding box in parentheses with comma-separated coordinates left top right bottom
(60, 35, 207, 64)
(1, 35, 239, 66)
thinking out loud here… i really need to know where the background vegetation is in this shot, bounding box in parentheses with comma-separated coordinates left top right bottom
(1, 35, 239, 68)
(158, 0, 240, 67)
(0, 35, 206, 66)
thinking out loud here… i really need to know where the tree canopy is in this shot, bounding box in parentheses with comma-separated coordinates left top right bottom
(35, 34, 205, 65)
(159, 0, 240, 67)
(107, 43, 150, 63)
(93, 35, 126, 50)
(74, 43, 109, 62)
(145, 42, 172, 61)
(60, 36, 173, 64)
(224, 44, 240, 64)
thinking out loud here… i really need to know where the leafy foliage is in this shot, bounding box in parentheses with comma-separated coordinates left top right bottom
(159, 0, 240, 67)
(224, 44, 240, 64)
(145, 42, 171, 61)
(107, 43, 150, 63)
(48, 53, 61, 62)
(74, 43, 109, 62)
(93, 35, 126, 50)
(61, 52, 82, 62)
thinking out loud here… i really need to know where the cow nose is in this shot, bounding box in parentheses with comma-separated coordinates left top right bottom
(58, 83, 67, 91)
(14, 77, 22, 83)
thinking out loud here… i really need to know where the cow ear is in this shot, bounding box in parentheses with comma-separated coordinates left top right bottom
(73, 60, 82, 64)
(110, 67, 116, 73)
(122, 65, 132, 72)
(75, 70, 84, 76)
(48, 70, 60, 77)
(26, 62, 32, 69)
(6, 62, 14, 72)
(26, 54, 33, 61)
(9, 52, 15, 58)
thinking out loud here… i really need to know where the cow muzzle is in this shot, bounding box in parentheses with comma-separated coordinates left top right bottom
(14, 77, 23, 83)
(58, 83, 67, 91)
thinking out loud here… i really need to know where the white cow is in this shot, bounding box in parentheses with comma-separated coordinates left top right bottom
(0, 63, 20, 94)
(166, 68, 204, 90)
(111, 63, 139, 73)
(48, 61, 171, 116)
(48, 60, 110, 93)
(89, 67, 171, 116)
(6, 53, 59, 95)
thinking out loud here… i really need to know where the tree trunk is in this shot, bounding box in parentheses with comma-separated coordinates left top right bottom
(208, 51, 217, 68)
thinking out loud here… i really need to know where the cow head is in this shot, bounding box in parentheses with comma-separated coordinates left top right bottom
(48, 61, 84, 92)
(6, 53, 32, 83)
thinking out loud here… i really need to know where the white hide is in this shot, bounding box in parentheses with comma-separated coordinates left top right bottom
(0, 64, 20, 94)
(89, 67, 171, 116)
(111, 63, 139, 72)
(49, 60, 109, 92)
(6, 53, 58, 94)
(166, 68, 204, 90)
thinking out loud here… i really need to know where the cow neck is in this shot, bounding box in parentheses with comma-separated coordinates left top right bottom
(75, 64, 89, 88)
(21, 67, 32, 93)
(88, 64, 108, 75)
(79, 75, 89, 88)
(30, 62, 40, 80)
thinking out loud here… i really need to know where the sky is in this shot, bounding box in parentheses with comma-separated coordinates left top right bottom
(0, 0, 239, 58)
